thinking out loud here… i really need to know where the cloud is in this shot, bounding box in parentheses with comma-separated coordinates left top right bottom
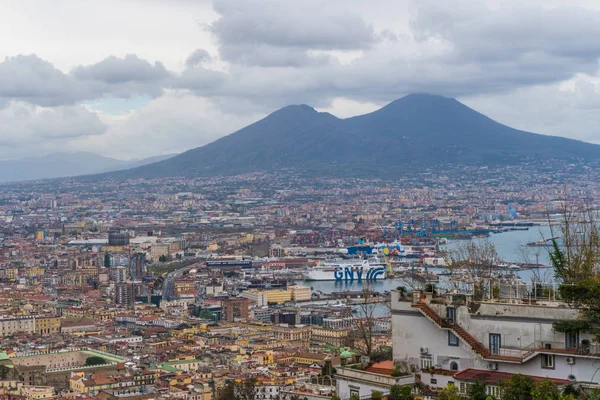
(70, 93, 264, 159)
(0, 54, 171, 107)
(461, 72, 600, 144)
(4, 0, 600, 160)
(185, 49, 212, 68)
(0, 101, 106, 158)
(0, 55, 83, 107)
(208, 0, 377, 66)
(72, 54, 169, 84)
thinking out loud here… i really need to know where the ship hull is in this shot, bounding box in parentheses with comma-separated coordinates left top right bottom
(304, 264, 387, 281)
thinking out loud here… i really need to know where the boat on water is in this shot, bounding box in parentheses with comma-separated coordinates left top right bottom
(304, 259, 387, 281)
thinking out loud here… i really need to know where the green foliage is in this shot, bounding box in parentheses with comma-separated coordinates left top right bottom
(84, 356, 106, 366)
(104, 252, 111, 268)
(350, 394, 360, 400)
(369, 347, 393, 363)
(561, 385, 583, 399)
(492, 286, 501, 299)
(468, 380, 488, 400)
(217, 382, 235, 400)
(0, 365, 10, 380)
(557, 278, 600, 338)
(330, 396, 341, 400)
(552, 319, 592, 333)
(425, 283, 437, 295)
(531, 380, 560, 400)
(437, 384, 462, 400)
(390, 385, 413, 400)
(500, 374, 535, 400)
(391, 365, 403, 377)
(159, 255, 167, 262)
(371, 390, 383, 400)
(548, 208, 600, 284)
(550, 239, 567, 282)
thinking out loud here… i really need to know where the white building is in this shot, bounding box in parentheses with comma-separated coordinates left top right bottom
(240, 290, 269, 307)
(335, 365, 413, 399)
(391, 290, 600, 394)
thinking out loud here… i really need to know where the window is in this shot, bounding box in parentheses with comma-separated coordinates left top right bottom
(421, 357, 432, 369)
(489, 333, 501, 355)
(450, 361, 459, 371)
(459, 383, 467, 394)
(448, 331, 459, 346)
(446, 307, 456, 323)
(542, 354, 555, 369)
(487, 386, 501, 398)
(565, 331, 579, 349)
(430, 378, 438, 385)
(350, 389, 359, 398)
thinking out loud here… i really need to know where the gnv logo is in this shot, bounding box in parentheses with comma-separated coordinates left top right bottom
(334, 266, 385, 281)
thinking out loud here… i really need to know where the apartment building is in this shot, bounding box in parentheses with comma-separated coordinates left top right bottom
(391, 290, 600, 394)
(0, 315, 60, 337)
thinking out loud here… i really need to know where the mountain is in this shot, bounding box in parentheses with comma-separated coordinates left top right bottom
(106, 94, 600, 179)
(0, 152, 175, 183)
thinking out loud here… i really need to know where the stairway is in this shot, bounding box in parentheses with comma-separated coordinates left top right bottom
(411, 303, 523, 362)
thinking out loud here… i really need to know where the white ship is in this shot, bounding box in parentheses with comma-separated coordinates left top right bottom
(304, 259, 387, 281)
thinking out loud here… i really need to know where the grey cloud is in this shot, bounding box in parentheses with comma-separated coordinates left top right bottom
(209, 0, 377, 66)
(0, 54, 171, 107)
(218, 44, 333, 67)
(175, 66, 228, 93)
(0, 102, 107, 158)
(203, 0, 600, 107)
(185, 49, 211, 68)
(411, 1, 600, 69)
(72, 54, 170, 99)
(72, 54, 169, 83)
(0, 55, 83, 107)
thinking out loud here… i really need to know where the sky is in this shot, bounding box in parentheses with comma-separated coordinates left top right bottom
(1, 0, 600, 160)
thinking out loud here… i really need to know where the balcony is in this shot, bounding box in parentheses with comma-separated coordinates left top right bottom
(534, 340, 600, 357)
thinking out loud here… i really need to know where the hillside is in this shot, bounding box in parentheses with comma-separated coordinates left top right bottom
(104, 94, 600, 179)
(0, 152, 175, 183)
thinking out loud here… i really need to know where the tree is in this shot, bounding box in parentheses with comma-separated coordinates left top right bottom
(371, 390, 383, 400)
(236, 377, 257, 400)
(467, 380, 487, 400)
(548, 203, 600, 284)
(500, 374, 535, 400)
(547, 203, 600, 339)
(217, 382, 235, 400)
(349, 282, 381, 356)
(0, 365, 10, 380)
(444, 240, 500, 300)
(350, 394, 360, 400)
(104, 252, 111, 268)
(438, 385, 462, 400)
(159, 255, 167, 263)
(85, 356, 106, 366)
(390, 385, 413, 400)
(531, 380, 560, 400)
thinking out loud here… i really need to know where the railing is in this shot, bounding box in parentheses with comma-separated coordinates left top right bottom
(534, 340, 600, 355)
(484, 342, 536, 359)
(336, 366, 413, 387)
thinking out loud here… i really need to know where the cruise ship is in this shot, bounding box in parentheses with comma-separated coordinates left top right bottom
(304, 259, 387, 281)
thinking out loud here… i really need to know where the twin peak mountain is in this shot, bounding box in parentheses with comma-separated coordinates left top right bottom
(112, 93, 600, 179)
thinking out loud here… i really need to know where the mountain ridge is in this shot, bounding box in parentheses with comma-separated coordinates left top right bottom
(84, 94, 600, 179)
(0, 152, 175, 183)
